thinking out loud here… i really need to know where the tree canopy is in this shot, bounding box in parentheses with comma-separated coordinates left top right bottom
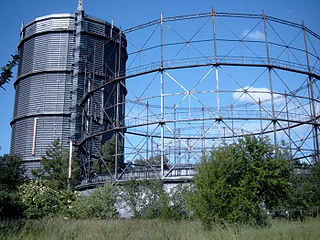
(91, 134, 123, 175)
(134, 154, 169, 170)
(0, 154, 25, 217)
(190, 136, 295, 226)
(0, 54, 19, 90)
(32, 139, 79, 190)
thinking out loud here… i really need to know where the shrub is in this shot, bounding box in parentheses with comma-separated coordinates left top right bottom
(32, 139, 79, 190)
(120, 179, 193, 220)
(68, 183, 119, 219)
(0, 154, 25, 218)
(160, 183, 194, 220)
(120, 179, 165, 218)
(19, 180, 77, 219)
(189, 136, 295, 227)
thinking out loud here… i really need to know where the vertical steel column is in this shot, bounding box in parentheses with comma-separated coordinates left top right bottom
(174, 104, 177, 164)
(100, 43, 105, 148)
(231, 104, 234, 142)
(71, 1, 84, 177)
(212, 7, 218, 64)
(262, 10, 277, 146)
(302, 21, 319, 161)
(87, 44, 96, 178)
(187, 139, 190, 163)
(82, 57, 88, 134)
(211, 8, 221, 144)
(146, 101, 149, 162)
(202, 105, 205, 154)
(258, 98, 263, 136)
(178, 128, 181, 164)
(115, 82, 120, 178)
(160, 13, 165, 176)
(151, 136, 154, 160)
(284, 91, 293, 158)
(100, 88, 104, 130)
(115, 28, 122, 178)
(212, 8, 221, 144)
(81, 57, 88, 179)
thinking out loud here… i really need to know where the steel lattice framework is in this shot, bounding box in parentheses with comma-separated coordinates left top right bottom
(75, 10, 320, 189)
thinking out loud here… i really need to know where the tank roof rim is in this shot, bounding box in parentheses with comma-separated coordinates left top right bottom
(22, 13, 75, 32)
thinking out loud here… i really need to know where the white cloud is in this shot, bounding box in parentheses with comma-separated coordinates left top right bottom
(242, 29, 265, 41)
(232, 86, 272, 102)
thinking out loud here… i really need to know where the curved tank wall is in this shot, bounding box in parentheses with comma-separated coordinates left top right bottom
(10, 13, 127, 176)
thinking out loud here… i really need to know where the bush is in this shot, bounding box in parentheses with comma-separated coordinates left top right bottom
(119, 179, 193, 220)
(68, 183, 119, 219)
(19, 180, 77, 219)
(160, 184, 194, 220)
(0, 154, 25, 218)
(189, 136, 295, 227)
(32, 139, 79, 190)
(120, 179, 164, 219)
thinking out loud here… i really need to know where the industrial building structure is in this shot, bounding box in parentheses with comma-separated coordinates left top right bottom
(76, 8, 320, 189)
(10, 1, 320, 189)
(11, 0, 127, 176)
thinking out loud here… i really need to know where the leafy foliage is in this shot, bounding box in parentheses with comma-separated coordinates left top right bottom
(19, 180, 77, 219)
(160, 184, 194, 220)
(32, 139, 79, 190)
(0, 54, 19, 90)
(295, 161, 320, 209)
(308, 160, 320, 205)
(189, 136, 295, 226)
(19, 181, 118, 220)
(120, 179, 165, 218)
(68, 183, 119, 219)
(119, 179, 192, 220)
(134, 154, 169, 169)
(92, 134, 123, 174)
(0, 154, 25, 218)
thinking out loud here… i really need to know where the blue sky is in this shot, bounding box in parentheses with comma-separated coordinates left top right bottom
(0, 0, 319, 155)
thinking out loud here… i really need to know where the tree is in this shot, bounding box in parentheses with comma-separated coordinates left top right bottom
(19, 180, 78, 219)
(0, 154, 25, 218)
(134, 154, 169, 170)
(189, 136, 295, 226)
(0, 54, 19, 90)
(120, 179, 165, 218)
(296, 160, 320, 208)
(68, 183, 119, 219)
(92, 134, 123, 174)
(160, 184, 194, 220)
(32, 139, 79, 190)
(308, 160, 320, 206)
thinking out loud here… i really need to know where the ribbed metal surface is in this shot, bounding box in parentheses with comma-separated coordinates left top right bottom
(11, 13, 127, 178)
(13, 73, 72, 119)
(12, 14, 76, 173)
(17, 32, 74, 77)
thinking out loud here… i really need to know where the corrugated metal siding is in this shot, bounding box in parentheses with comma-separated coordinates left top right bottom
(22, 16, 75, 39)
(82, 20, 106, 36)
(19, 38, 35, 76)
(12, 15, 75, 169)
(13, 73, 72, 119)
(12, 14, 127, 176)
(11, 115, 70, 161)
(18, 32, 74, 77)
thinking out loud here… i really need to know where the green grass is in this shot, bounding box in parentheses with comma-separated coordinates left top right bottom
(0, 218, 319, 240)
